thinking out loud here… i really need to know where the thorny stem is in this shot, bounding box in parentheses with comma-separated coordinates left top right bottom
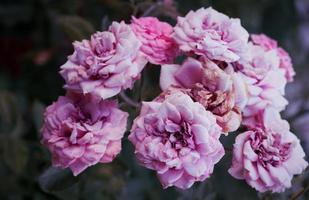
(119, 91, 140, 108)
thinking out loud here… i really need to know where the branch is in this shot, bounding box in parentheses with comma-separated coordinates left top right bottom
(119, 92, 140, 108)
(142, 4, 158, 17)
(289, 185, 309, 200)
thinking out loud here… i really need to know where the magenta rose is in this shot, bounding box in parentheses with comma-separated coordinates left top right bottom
(129, 91, 224, 189)
(131, 17, 179, 65)
(60, 21, 147, 99)
(160, 57, 248, 133)
(173, 7, 249, 62)
(251, 34, 295, 82)
(229, 108, 308, 192)
(41, 93, 128, 175)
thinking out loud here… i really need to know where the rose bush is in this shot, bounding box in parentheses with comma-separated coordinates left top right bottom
(40, 6, 307, 195)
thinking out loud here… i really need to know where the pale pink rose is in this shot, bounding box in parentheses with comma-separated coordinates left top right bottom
(160, 57, 248, 133)
(242, 107, 289, 131)
(60, 21, 147, 100)
(251, 34, 295, 82)
(131, 17, 178, 65)
(235, 43, 288, 118)
(41, 93, 128, 175)
(229, 108, 308, 193)
(129, 91, 224, 189)
(173, 7, 249, 62)
(240, 72, 288, 118)
(235, 42, 282, 81)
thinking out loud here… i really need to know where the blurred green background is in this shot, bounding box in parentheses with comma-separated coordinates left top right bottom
(0, 0, 309, 199)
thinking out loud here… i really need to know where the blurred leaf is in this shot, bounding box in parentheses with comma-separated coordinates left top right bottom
(80, 180, 105, 200)
(1, 137, 28, 174)
(32, 100, 45, 133)
(38, 167, 79, 192)
(57, 15, 95, 41)
(210, 154, 259, 200)
(33, 192, 48, 200)
(0, 91, 18, 126)
(178, 181, 216, 200)
(52, 184, 80, 200)
(0, 91, 24, 137)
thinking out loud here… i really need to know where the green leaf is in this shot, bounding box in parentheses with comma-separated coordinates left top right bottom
(2, 137, 28, 174)
(38, 166, 79, 192)
(0, 91, 25, 137)
(0, 91, 17, 127)
(57, 15, 95, 41)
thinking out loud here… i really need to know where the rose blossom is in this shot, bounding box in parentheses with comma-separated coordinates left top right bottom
(160, 57, 248, 133)
(235, 42, 288, 118)
(251, 34, 295, 82)
(60, 21, 147, 100)
(129, 91, 224, 189)
(229, 108, 308, 193)
(131, 17, 178, 65)
(173, 7, 249, 62)
(41, 93, 128, 175)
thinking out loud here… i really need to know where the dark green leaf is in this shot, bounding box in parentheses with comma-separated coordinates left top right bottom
(0, 91, 25, 137)
(2, 137, 28, 174)
(38, 166, 79, 192)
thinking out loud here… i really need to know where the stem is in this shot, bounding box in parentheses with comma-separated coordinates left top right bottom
(142, 3, 159, 17)
(289, 185, 309, 200)
(119, 92, 140, 108)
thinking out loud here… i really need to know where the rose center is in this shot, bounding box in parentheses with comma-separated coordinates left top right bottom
(251, 131, 291, 167)
(152, 121, 194, 150)
(189, 83, 229, 116)
(91, 32, 116, 57)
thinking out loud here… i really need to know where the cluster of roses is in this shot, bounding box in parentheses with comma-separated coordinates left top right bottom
(41, 7, 308, 193)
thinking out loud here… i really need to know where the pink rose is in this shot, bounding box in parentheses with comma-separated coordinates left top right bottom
(242, 107, 289, 130)
(60, 21, 147, 100)
(240, 72, 288, 118)
(160, 57, 248, 133)
(234, 43, 288, 117)
(235, 42, 282, 81)
(129, 91, 224, 189)
(41, 93, 128, 175)
(251, 34, 295, 82)
(173, 7, 249, 62)
(131, 17, 178, 65)
(229, 108, 308, 192)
